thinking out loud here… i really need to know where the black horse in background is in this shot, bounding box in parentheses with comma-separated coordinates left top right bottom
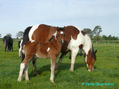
(3, 36, 13, 52)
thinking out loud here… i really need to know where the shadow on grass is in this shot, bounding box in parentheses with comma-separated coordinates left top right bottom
(29, 63, 86, 78)
(117, 56, 119, 58)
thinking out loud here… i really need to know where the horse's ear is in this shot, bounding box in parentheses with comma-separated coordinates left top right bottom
(95, 50, 97, 54)
(57, 28, 64, 31)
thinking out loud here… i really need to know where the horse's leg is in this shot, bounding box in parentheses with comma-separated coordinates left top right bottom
(24, 63, 29, 81)
(17, 63, 25, 81)
(50, 57, 56, 83)
(55, 51, 68, 69)
(4, 42, 6, 52)
(5, 46, 7, 52)
(8, 44, 10, 51)
(6, 44, 8, 52)
(6, 43, 9, 51)
(70, 48, 79, 72)
(18, 56, 32, 82)
(11, 45, 13, 51)
(19, 47, 22, 57)
(32, 57, 38, 75)
(21, 53, 25, 62)
(79, 49, 83, 56)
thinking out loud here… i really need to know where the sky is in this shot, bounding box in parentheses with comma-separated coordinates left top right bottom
(0, 0, 119, 38)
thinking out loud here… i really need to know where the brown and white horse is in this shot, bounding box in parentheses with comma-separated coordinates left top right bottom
(57, 26, 97, 72)
(66, 30, 97, 72)
(18, 28, 64, 83)
(19, 24, 97, 74)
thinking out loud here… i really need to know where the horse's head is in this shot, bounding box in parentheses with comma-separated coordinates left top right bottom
(56, 28, 64, 42)
(85, 47, 97, 72)
(49, 28, 64, 43)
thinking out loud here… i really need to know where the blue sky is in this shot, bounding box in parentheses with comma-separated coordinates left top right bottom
(0, 0, 119, 38)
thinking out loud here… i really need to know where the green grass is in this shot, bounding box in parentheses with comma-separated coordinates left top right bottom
(0, 39, 119, 89)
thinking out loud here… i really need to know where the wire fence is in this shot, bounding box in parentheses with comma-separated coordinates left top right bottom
(93, 40, 119, 48)
(93, 40, 119, 44)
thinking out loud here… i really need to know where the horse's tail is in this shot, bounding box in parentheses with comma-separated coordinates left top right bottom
(20, 26, 32, 61)
(22, 26, 32, 46)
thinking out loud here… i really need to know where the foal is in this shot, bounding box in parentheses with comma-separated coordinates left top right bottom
(17, 29, 64, 83)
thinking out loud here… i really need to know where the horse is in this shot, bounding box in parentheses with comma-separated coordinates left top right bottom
(19, 24, 97, 74)
(65, 30, 97, 72)
(3, 35, 13, 52)
(17, 28, 64, 83)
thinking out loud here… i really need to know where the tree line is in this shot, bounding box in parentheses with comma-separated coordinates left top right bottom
(83, 25, 119, 41)
(0, 26, 118, 41)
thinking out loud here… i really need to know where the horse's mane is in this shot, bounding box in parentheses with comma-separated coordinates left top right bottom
(91, 45, 96, 61)
(22, 26, 32, 45)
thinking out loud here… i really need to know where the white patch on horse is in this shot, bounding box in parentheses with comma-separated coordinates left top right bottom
(18, 63, 25, 81)
(88, 69, 91, 72)
(68, 32, 85, 51)
(35, 53, 40, 58)
(47, 47, 50, 52)
(24, 69, 29, 81)
(24, 65, 29, 81)
(53, 31, 57, 38)
(20, 63, 25, 70)
(60, 31, 64, 34)
(29, 25, 39, 42)
(19, 40, 23, 57)
(82, 34, 92, 55)
(22, 45, 25, 54)
(67, 30, 93, 71)
(85, 56, 87, 63)
(68, 30, 92, 55)
(87, 64, 88, 68)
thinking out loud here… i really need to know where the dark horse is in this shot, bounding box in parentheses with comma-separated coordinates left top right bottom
(3, 36, 13, 52)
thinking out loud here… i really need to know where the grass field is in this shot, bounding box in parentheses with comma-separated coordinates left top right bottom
(0, 39, 119, 89)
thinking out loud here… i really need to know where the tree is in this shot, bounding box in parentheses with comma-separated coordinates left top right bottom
(6, 33, 12, 37)
(83, 28, 93, 38)
(107, 35, 118, 40)
(93, 36, 103, 41)
(16, 31, 23, 39)
(102, 35, 108, 40)
(0, 34, 1, 38)
(83, 28, 92, 34)
(92, 25, 102, 37)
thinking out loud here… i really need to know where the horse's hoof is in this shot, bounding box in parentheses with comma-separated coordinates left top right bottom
(88, 69, 91, 72)
(50, 78, 54, 83)
(70, 68, 74, 72)
(33, 72, 39, 76)
(17, 78, 21, 82)
(50, 80, 54, 83)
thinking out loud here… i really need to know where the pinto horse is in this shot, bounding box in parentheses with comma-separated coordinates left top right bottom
(57, 26, 97, 72)
(19, 24, 97, 74)
(18, 28, 64, 83)
(66, 31, 97, 72)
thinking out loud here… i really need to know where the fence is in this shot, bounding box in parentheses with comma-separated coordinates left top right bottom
(93, 40, 119, 48)
(93, 40, 119, 44)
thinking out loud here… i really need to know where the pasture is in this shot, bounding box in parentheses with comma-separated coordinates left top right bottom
(0, 39, 119, 89)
